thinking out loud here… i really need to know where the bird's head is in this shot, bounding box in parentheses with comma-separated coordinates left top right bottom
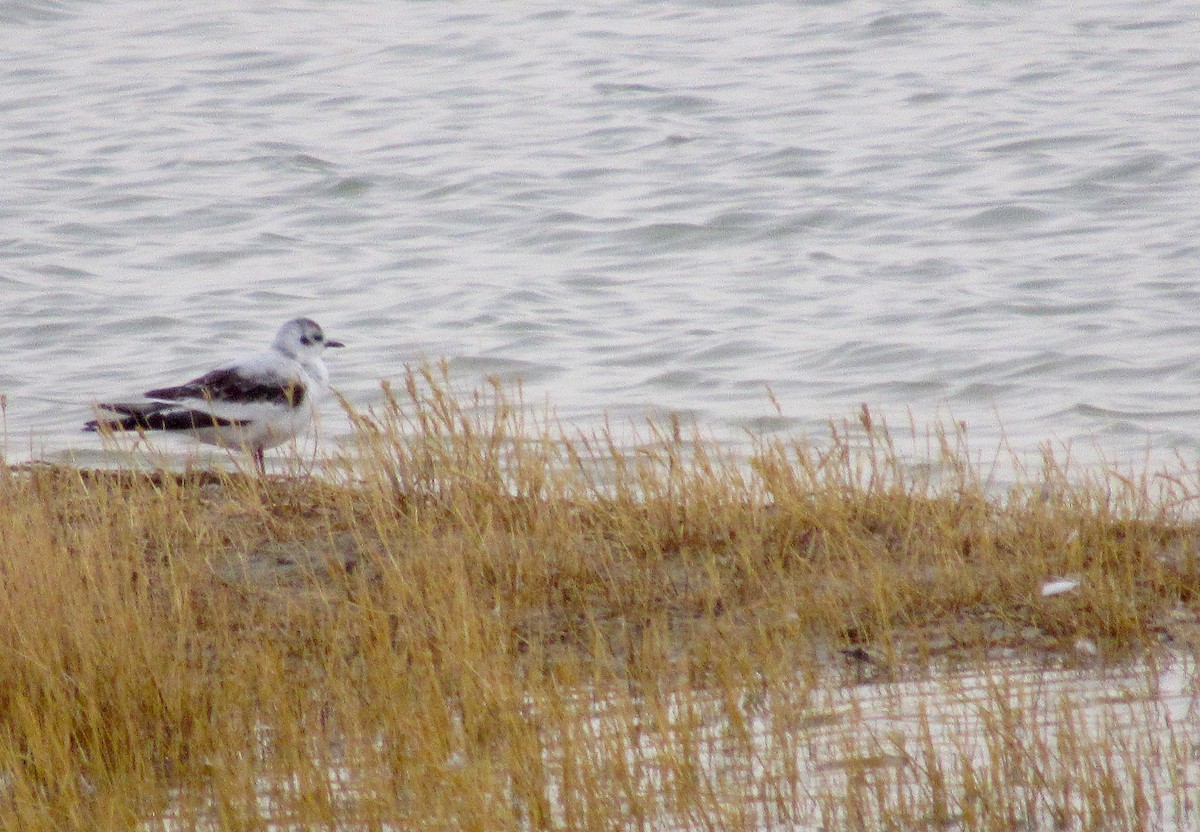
(273, 317, 345, 359)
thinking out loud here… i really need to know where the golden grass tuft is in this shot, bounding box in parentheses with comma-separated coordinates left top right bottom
(2, 364, 1200, 829)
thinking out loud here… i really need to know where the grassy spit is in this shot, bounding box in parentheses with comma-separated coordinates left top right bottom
(2, 365, 1200, 830)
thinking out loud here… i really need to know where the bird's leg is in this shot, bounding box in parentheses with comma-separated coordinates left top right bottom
(252, 447, 266, 476)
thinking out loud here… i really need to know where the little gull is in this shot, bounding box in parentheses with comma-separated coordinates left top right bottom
(85, 317, 344, 472)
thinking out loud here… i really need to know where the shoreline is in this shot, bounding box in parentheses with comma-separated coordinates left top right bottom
(3, 370, 1199, 829)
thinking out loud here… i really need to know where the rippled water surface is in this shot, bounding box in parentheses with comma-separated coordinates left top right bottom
(3, 0, 1200, 466)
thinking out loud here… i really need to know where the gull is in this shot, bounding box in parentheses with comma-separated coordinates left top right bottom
(85, 317, 344, 472)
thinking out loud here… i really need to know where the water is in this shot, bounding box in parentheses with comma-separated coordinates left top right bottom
(154, 656, 1200, 829)
(3, 0, 1200, 468)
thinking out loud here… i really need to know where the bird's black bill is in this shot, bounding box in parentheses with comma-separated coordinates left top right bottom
(326, 340, 345, 348)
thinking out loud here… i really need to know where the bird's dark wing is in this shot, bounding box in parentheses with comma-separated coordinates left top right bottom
(145, 366, 306, 407)
(84, 402, 248, 433)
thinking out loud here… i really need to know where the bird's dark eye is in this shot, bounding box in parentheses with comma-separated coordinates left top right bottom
(300, 335, 313, 346)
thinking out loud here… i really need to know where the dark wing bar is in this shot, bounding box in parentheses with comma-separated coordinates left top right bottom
(145, 367, 306, 407)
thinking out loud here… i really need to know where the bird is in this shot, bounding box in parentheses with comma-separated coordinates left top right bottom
(85, 317, 344, 472)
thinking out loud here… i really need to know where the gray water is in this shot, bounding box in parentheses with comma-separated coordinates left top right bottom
(3, 0, 1200, 468)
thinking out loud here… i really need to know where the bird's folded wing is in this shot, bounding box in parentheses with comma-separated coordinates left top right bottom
(145, 366, 307, 407)
(85, 401, 248, 431)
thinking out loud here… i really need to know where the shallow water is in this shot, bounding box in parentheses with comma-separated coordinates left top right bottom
(150, 655, 1200, 830)
(3, 0, 1200, 467)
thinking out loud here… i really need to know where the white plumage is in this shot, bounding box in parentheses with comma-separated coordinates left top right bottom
(86, 317, 344, 471)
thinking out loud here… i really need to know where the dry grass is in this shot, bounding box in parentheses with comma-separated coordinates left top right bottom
(2, 364, 1200, 830)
